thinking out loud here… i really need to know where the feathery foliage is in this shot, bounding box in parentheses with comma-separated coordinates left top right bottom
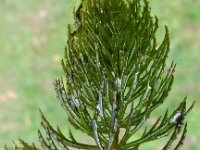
(6, 0, 194, 149)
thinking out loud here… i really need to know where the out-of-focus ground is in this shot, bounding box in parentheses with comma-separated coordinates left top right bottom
(0, 0, 199, 149)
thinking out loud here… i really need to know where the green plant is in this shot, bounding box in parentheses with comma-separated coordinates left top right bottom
(6, 0, 194, 149)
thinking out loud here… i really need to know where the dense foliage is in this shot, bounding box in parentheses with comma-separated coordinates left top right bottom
(6, 0, 194, 149)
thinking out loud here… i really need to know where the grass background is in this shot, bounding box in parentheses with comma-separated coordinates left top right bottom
(0, 0, 199, 149)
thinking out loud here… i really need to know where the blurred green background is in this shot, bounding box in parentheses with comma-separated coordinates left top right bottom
(0, 0, 199, 149)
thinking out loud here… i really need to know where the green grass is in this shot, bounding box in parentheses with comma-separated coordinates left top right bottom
(0, 0, 199, 149)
